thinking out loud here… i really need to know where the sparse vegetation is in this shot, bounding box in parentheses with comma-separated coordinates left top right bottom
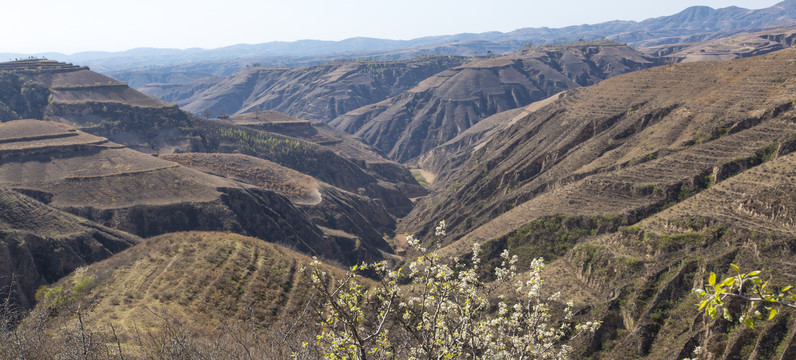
(411, 169, 429, 187)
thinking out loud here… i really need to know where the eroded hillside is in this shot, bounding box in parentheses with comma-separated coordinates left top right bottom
(0, 120, 396, 275)
(145, 56, 466, 122)
(0, 188, 140, 309)
(0, 59, 423, 242)
(406, 48, 796, 244)
(397, 48, 796, 359)
(331, 43, 659, 162)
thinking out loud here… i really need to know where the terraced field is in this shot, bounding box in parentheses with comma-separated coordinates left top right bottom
(644, 151, 796, 238)
(29, 231, 353, 358)
(404, 48, 796, 360)
(76, 232, 335, 328)
(157, 152, 396, 257)
(641, 26, 796, 63)
(0, 120, 344, 262)
(407, 48, 796, 245)
(533, 153, 796, 359)
(226, 110, 391, 163)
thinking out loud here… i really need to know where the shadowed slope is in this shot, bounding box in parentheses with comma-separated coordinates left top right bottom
(0, 188, 140, 309)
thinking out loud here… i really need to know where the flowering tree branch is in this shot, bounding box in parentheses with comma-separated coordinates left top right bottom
(300, 220, 600, 359)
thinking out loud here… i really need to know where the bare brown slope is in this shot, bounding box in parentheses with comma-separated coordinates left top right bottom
(331, 43, 658, 162)
(0, 59, 195, 154)
(405, 48, 796, 246)
(226, 110, 425, 192)
(193, 119, 417, 217)
(156, 56, 466, 121)
(410, 92, 561, 182)
(0, 188, 140, 310)
(157, 152, 320, 204)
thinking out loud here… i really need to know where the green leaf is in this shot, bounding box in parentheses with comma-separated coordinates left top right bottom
(698, 299, 709, 310)
(723, 308, 732, 321)
(769, 308, 778, 320)
(709, 272, 716, 286)
(731, 263, 740, 272)
(745, 317, 754, 328)
(782, 285, 792, 292)
(748, 270, 761, 276)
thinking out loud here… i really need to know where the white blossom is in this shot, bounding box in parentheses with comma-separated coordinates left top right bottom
(301, 221, 600, 359)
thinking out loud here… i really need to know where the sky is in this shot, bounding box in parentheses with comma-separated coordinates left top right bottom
(2, 0, 785, 54)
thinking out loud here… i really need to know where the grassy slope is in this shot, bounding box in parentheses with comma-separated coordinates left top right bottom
(31, 231, 351, 357)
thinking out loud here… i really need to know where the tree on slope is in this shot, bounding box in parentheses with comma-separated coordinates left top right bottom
(301, 221, 600, 359)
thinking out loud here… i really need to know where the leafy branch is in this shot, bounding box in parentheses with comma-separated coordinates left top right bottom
(694, 263, 795, 328)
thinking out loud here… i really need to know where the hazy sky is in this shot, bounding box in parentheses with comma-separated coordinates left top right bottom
(3, 0, 784, 54)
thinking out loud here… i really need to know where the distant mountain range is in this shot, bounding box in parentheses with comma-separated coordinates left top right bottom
(2, 0, 794, 76)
